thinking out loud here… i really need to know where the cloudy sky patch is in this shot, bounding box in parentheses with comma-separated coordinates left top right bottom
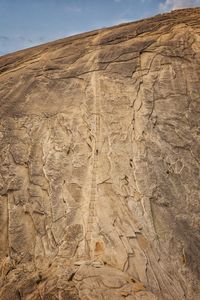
(160, 0, 200, 10)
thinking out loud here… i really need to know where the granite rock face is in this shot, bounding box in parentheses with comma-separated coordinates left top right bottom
(0, 7, 200, 300)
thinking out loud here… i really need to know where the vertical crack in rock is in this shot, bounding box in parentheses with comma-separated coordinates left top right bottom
(85, 69, 100, 258)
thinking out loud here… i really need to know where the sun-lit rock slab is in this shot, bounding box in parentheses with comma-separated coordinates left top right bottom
(0, 7, 200, 300)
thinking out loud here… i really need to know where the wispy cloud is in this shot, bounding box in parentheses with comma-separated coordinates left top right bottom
(64, 4, 82, 13)
(160, 0, 200, 10)
(0, 36, 10, 42)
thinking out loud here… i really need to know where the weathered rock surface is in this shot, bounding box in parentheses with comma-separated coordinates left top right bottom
(0, 7, 200, 300)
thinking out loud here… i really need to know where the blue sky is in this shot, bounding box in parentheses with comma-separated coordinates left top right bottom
(0, 0, 200, 55)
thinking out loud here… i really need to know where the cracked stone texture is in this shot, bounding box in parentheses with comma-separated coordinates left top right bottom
(0, 7, 200, 300)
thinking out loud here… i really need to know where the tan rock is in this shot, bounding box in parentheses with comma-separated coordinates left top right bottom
(0, 7, 200, 300)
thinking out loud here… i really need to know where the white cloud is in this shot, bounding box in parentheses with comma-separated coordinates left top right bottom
(160, 0, 200, 10)
(64, 5, 82, 13)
